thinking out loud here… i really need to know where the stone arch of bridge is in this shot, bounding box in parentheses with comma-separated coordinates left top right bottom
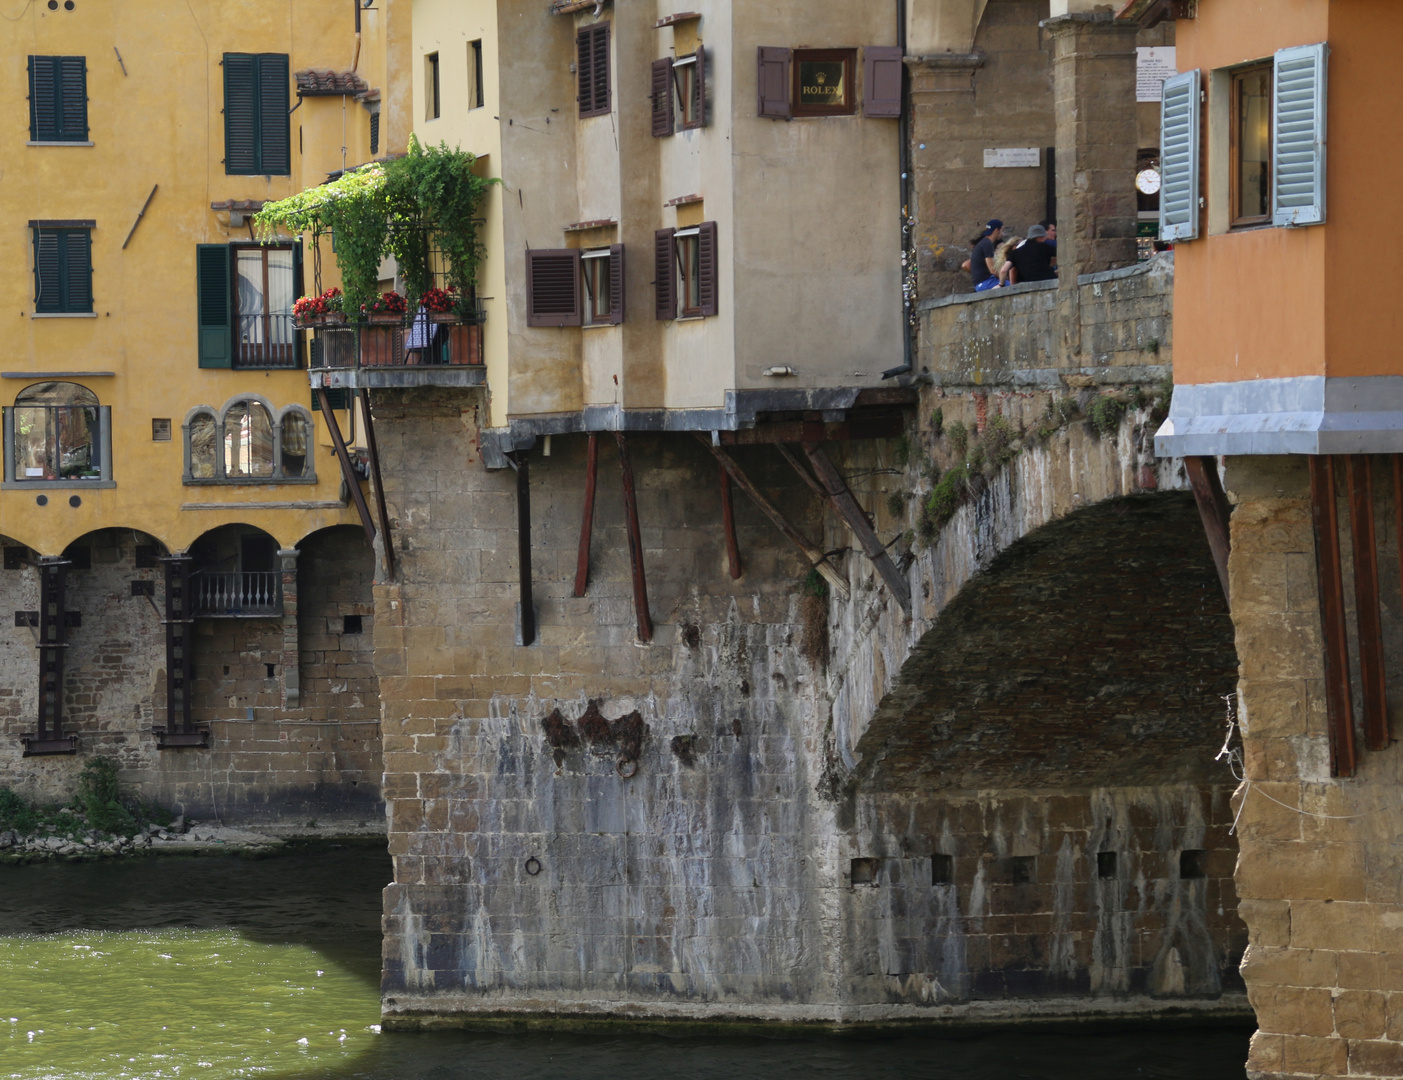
(855, 491, 1236, 792)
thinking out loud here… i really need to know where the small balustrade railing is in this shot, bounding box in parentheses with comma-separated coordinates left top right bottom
(193, 571, 282, 617)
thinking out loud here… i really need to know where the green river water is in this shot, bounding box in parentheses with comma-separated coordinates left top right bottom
(0, 846, 1251, 1079)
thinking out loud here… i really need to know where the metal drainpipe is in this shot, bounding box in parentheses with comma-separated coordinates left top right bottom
(882, 0, 914, 380)
(352, 0, 363, 74)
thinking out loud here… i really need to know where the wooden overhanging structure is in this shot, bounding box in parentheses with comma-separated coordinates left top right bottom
(515, 388, 916, 647)
(316, 387, 395, 576)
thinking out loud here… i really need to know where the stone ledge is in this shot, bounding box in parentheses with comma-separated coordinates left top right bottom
(918, 279, 1058, 313)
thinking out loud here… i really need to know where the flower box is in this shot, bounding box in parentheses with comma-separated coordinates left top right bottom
(366, 312, 402, 325)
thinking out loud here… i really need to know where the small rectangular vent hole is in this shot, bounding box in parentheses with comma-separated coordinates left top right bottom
(932, 853, 954, 886)
(850, 858, 879, 885)
(1180, 849, 1206, 879)
(1097, 851, 1118, 879)
(265, 664, 277, 679)
(342, 614, 363, 634)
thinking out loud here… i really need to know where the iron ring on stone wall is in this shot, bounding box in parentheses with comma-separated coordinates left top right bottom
(616, 756, 639, 779)
(524, 856, 542, 876)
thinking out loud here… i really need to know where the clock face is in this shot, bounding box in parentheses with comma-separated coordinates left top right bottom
(1136, 167, 1163, 195)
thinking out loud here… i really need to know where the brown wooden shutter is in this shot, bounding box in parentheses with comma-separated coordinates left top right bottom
(757, 47, 791, 119)
(863, 46, 903, 118)
(697, 221, 718, 317)
(526, 249, 581, 327)
(654, 229, 675, 321)
(687, 45, 706, 130)
(606, 244, 625, 324)
(651, 58, 673, 137)
(577, 24, 610, 117)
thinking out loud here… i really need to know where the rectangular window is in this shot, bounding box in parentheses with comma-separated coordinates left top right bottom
(425, 52, 441, 120)
(32, 226, 92, 314)
(1231, 62, 1271, 228)
(5, 382, 109, 486)
(223, 53, 290, 175)
(526, 249, 582, 327)
(369, 108, 380, 155)
(28, 55, 87, 142)
(576, 23, 610, 118)
(674, 48, 705, 130)
(581, 246, 624, 325)
(665, 222, 717, 319)
(468, 40, 484, 110)
(792, 49, 855, 117)
(234, 245, 298, 367)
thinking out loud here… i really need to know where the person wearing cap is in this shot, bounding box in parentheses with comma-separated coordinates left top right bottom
(1008, 223, 1057, 283)
(969, 219, 1003, 292)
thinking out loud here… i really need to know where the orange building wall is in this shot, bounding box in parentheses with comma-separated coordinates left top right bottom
(1171, 0, 1330, 387)
(1322, 1, 1403, 377)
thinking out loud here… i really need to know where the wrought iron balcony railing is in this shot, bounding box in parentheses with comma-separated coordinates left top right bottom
(307, 303, 486, 389)
(193, 571, 282, 617)
(235, 313, 301, 369)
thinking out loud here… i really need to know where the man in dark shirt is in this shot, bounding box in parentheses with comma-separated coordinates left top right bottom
(1009, 224, 1057, 283)
(969, 219, 1003, 290)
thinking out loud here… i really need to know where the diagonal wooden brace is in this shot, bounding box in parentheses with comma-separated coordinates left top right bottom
(697, 435, 849, 601)
(801, 442, 911, 615)
(317, 387, 377, 549)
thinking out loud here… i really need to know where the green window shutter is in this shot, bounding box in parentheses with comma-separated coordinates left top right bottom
(1272, 42, 1328, 228)
(257, 54, 291, 175)
(59, 57, 87, 141)
(33, 229, 91, 313)
(64, 230, 92, 313)
(29, 56, 58, 141)
(196, 244, 232, 368)
(1159, 68, 1200, 242)
(223, 54, 258, 174)
(34, 230, 61, 312)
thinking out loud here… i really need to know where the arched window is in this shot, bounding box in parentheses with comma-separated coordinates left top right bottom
(183, 398, 316, 484)
(4, 382, 111, 486)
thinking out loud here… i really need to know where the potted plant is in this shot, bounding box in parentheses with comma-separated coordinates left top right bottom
(320, 287, 347, 326)
(292, 292, 329, 328)
(363, 290, 407, 324)
(422, 286, 457, 324)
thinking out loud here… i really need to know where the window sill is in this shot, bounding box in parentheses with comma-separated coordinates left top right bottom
(675, 314, 709, 322)
(31, 312, 97, 319)
(583, 321, 619, 330)
(3, 480, 114, 490)
(27, 141, 94, 147)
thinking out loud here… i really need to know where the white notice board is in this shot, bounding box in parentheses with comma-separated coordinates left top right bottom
(983, 148, 1040, 168)
(1137, 47, 1178, 102)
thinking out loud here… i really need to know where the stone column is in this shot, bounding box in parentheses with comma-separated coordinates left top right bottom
(1045, 12, 1139, 284)
(278, 547, 300, 710)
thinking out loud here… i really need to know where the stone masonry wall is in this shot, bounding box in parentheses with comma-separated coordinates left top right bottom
(0, 526, 381, 826)
(372, 384, 1245, 1026)
(1227, 456, 1403, 1080)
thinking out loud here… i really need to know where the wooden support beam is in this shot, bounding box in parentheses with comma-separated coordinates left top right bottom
(1184, 455, 1232, 607)
(720, 466, 742, 579)
(716, 414, 904, 447)
(317, 387, 377, 548)
(359, 390, 395, 577)
(775, 443, 828, 502)
(614, 433, 653, 643)
(512, 452, 536, 647)
(574, 434, 600, 597)
(801, 442, 912, 615)
(1346, 455, 1389, 752)
(697, 435, 850, 601)
(1309, 456, 1356, 777)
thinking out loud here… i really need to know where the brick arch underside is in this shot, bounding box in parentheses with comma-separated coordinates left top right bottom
(857, 492, 1237, 791)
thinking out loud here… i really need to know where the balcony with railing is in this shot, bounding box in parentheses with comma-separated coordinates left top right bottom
(235, 313, 301, 369)
(307, 302, 486, 390)
(192, 570, 283, 617)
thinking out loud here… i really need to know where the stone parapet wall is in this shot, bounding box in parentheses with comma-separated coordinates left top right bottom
(916, 257, 1173, 389)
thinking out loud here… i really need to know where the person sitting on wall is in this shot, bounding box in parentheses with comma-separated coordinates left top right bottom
(994, 233, 1023, 287)
(1008, 224, 1058, 283)
(969, 219, 1004, 292)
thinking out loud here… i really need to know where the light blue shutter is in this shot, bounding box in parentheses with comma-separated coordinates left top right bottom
(1272, 43, 1327, 227)
(1159, 69, 1200, 242)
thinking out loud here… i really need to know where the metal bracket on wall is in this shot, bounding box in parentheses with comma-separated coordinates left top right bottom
(21, 557, 78, 756)
(155, 554, 208, 749)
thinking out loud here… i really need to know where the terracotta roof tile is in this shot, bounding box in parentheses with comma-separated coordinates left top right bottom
(295, 69, 370, 96)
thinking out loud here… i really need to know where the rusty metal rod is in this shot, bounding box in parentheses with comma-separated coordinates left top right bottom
(615, 433, 653, 643)
(720, 465, 742, 579)
(802, 442, 912, 615)
(1346, 455, 1389, 752)
(697, 435, 849, 601)
(1184, 455, 1232, 607)
(317, 387, 377, 547)
(1309, 456, 1357, 777)
(359, 389, 395, 577)
(573, 434, 599, 597)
